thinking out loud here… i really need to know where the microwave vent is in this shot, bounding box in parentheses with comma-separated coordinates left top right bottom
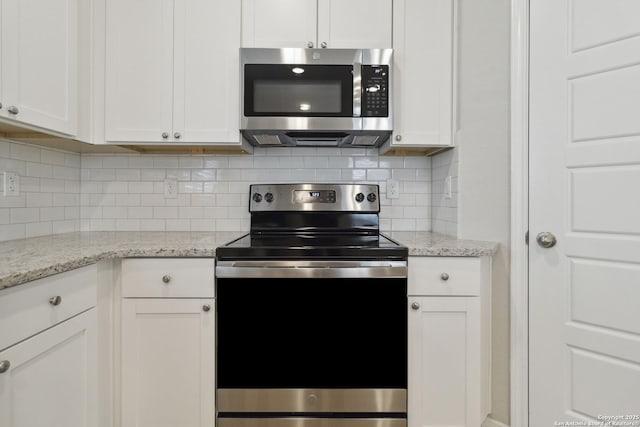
(253, 134, 283, 145)
(351, 135, 380, 146)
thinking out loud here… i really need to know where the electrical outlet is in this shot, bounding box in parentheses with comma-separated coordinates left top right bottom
(387, 179, 400, 199)
(164, 179, 178, 199)
(444, 176, 452, 199)
(3, 172, 19, 196)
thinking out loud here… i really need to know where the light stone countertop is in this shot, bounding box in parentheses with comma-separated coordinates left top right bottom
(0, 231, 498, 290)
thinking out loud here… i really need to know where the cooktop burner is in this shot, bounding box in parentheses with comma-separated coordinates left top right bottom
(216, 232, 407, 261)
(215, 183, 407, 261)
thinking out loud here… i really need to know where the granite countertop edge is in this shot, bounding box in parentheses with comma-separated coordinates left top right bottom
(0, 231, 499, 290)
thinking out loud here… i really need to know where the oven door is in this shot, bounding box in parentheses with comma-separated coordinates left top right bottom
(216, 260, 407, 416)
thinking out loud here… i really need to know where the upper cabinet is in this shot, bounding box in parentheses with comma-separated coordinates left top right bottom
(242, 0, 392, 49)
(104, 0, 247, 149)
(381, 0, 456, 154)
(0, 0, 78, 136)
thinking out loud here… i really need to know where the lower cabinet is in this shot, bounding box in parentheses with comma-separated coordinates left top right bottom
(408, 256, 491, 427)
(120, 258, 215, 427)
(0, 266, 98, 427)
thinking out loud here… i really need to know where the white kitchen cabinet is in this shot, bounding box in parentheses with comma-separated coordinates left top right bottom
(381, 0, 456, 154)
(0, 266, 98, 427)
(105, 0, 243, 146)
(242, 0, 392, 49)
(120, 259, 215, 427)
(0, 0, 78, 135)
(408, 256, 491, 427)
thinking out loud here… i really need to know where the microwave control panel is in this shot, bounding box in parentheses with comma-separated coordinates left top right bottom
(361, 65, 389, 117)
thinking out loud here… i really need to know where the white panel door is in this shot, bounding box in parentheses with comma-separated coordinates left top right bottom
(241, 0, 317, 48)
(121, 299, 215, 427)
(173, 0, 240, 143)
(0, 310, 97, 427)
(317, 0, 392, 48)
(105, 0, 174, 142)
(391, 0, 454, 148)
(529, 0, 640, 424)
(0, 0, 78, 135)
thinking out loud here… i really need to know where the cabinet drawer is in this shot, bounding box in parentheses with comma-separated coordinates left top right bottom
(122, 258, 214, 298)
(0, 265, 97, 351)
(408, 257, 482, 296)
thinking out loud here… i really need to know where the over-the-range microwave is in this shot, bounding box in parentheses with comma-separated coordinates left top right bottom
(240, 48, 393, 148)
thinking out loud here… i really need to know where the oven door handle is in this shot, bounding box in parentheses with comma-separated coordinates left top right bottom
(215, 260, 407, 279)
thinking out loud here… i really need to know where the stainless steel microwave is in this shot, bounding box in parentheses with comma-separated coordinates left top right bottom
(240, 48, 393, 148)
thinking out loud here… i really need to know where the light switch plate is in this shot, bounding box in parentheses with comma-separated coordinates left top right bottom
(3, 172, 19, 196)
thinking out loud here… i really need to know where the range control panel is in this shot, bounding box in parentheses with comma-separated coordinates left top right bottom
(361, 65, 389, 117)
(250, 184, 380, 213)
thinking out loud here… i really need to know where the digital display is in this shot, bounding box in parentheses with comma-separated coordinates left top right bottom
(294, 190, 336, 204)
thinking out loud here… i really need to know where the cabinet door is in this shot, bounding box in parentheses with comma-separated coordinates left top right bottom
(317, 0, 392, 48)
(0, 0, 78, 135)
(105, 0, 174, 142)
(241, 0, 317, 48)
(173, 0, 240, 143)
(0, 309, 97, 427)
(390, 0, 454, 148)
(408, 297, 481, 427)
(121, 299, 215, 427)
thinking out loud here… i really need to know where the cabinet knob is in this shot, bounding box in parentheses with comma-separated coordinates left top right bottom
(0, 360, 10, 374)
(411, 302, 420, 310)
(49, 296, 63, 306)
(320, 41, 327, 48)
(174, 132, 181, 139)
(395, 134, 402, 142)
(307, 41, 314, 48)
(162, 275, 171, 284)
(162, 132, 169, 139)
(440, 273, 450, 281)
(202, 304, 211, 312)
(7, 106, 19, 115)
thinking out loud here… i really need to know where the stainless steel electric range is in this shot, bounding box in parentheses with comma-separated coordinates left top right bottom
(215, 183, 408, 427)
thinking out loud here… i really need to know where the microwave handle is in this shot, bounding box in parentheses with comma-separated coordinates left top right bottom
(353, 63, 362, 118)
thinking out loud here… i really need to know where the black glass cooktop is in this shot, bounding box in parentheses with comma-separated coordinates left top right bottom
(215, 233, 408, 261)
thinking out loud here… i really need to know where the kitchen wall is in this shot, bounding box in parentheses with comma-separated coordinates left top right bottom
(456, 0, 511, 425)
(431, 148, 458, 236)
(0, 139, 81, 241)
(0, 140, 433, 242)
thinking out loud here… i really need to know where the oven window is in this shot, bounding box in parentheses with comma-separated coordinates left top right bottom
(216, 277, 407, 388)
(244, 64, 354, 117)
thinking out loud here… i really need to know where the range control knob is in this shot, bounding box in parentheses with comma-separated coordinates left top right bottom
(355, 193, 365, 203)
(264, 192, 274, 203)
(252, 193, 263, 203)
(367, 193, 377, 203)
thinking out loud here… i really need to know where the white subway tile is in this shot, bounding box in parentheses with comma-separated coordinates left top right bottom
(10, 143, 40, 162)
(91, 193, 115, 206)
(355, 157, 378, 168)
(40, 179, 65, 193)
(91, 169, 116, 181)
(26, 222, 52, 238)
(166, 169, 191, 180)
(64, 207, 80, 220)
(81, 181, 103, 193)
(0, 224, 25, 241)
(316, 169, 342, 181)
(191, 194, 216, 206)
(81, 206, 102, 220)
(153, 206, 178, 219)
(0, 194, 26, 208)
(103, 181, 129, 194)
(204, 182, 229, 193)
(116, 194, 141, 206)
(41, 149, 66, 166)
(0, 139, 11, 157)
(179, 182, 203, 193)
(81, 156, 103, 169)
(65, 153, 81, 168)
(0, 158, 27, 176)
(391, 219, 416, 231)
(367, 169, 390, 181)
(303, 156, 329, 168)
(178, 207, 203, 219)
(328, 157, 353, 168)
(127, 207, 152, 219)
(191, 169, 216, 181)
(217, 169, 242, 181)
(20, 176, 39, 193)
(26, 193, 52, 208)
(216, 219, 241, 230)
(116, 219, 141, 231)
(11, 208, 39, 223)
(216, 193, 242, 206)
(140, 194, 166, 206)
(91, 219, 115, 231)
(128, 156, 154, 168)
(165, 194, 191, 206)
(341, 169, 366, 181)
(154, 157, 180, 168)
(141, 169, 166, 181)
(40, 207, 65, 221)
(102, 207, 128, 219)
(179, 157, 203, 168)
(165, 219, 190, 231)
(26, 162, 53, 179)
(0, 209, 9, 224)
(65, 180, 80, 193)
(116, 169, 141, 181)
(203, 206, 228, 218)
(203, 157, 229, 168)
(102, 157, 129, 168)
(52, 220, 78, 234)
(140, 219, 165, 231)
(129, 182, 154, 193)
(190, 219, 216, 231)
(229, 156, 253, 168)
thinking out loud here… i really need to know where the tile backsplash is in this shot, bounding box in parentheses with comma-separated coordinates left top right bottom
(431, 148, 458, 236)
(0, 140, 434, 241)
(0, 139, 81, 241)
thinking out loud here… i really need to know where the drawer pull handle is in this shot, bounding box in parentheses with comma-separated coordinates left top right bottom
(440, 273, 450, 281)
(162, 275, 171, 284)
(202, 304, 211, 312)
(0, 360, 10, 373)
(49, 296, 63, 306)
(411, 302, 420, 310)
